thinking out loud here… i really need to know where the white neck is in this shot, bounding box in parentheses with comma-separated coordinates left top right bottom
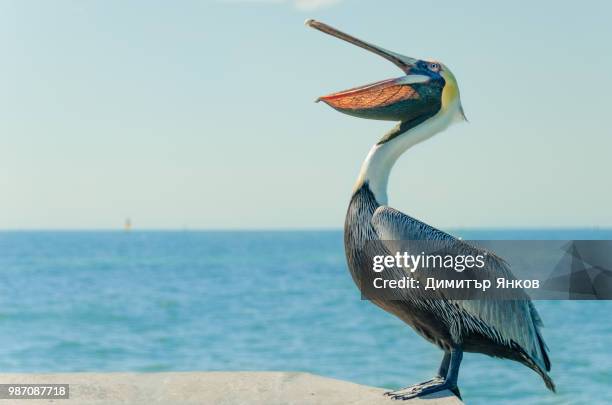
(354, 104, 462, 205)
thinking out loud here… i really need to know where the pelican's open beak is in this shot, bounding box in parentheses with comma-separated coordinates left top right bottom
(306, 19, 417, 73)
(306, 19, 430, 122)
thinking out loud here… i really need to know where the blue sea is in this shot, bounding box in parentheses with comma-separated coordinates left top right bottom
(0, 230, 610, 404)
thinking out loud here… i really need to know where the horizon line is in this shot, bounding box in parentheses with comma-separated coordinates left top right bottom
(1, 226, 611, 232)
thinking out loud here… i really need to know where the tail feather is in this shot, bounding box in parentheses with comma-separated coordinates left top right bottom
(541, 371, 556, 392)
(525, 351, 556, 392)
(529, 302, 551, 372)
(514, 341, 556, 392)
(535, 328, 551, 372)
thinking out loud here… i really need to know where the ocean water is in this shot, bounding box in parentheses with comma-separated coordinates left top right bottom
(0, 230, 610, 405)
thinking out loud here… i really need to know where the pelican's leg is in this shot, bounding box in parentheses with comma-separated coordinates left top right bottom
(386, 348, 462, 400)
(384, 351, 450, 398)
(437, 351, 451, 378)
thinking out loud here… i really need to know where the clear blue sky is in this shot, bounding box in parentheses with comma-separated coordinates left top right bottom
(2, 0, 611, 229)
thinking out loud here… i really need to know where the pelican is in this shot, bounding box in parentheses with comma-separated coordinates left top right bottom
(306, 20, 554, 400)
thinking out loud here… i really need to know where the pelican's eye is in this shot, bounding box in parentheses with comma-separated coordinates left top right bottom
(428, 62, 441, 72)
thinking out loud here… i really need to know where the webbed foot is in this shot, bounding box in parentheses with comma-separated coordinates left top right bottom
(387, 348, 463, 400)
(385, 379, 460, 401)
(384, 376, 444, 398)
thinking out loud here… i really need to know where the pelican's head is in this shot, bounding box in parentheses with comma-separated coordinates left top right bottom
(306, 19, 466, 127)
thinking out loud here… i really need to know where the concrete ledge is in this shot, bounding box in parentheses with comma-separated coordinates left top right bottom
(0, 372, 464, 404)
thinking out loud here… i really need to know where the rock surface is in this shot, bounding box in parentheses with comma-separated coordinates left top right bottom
(0, 372, 464, 404)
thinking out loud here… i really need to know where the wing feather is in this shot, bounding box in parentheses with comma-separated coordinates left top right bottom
(371, 205, 551, 372)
